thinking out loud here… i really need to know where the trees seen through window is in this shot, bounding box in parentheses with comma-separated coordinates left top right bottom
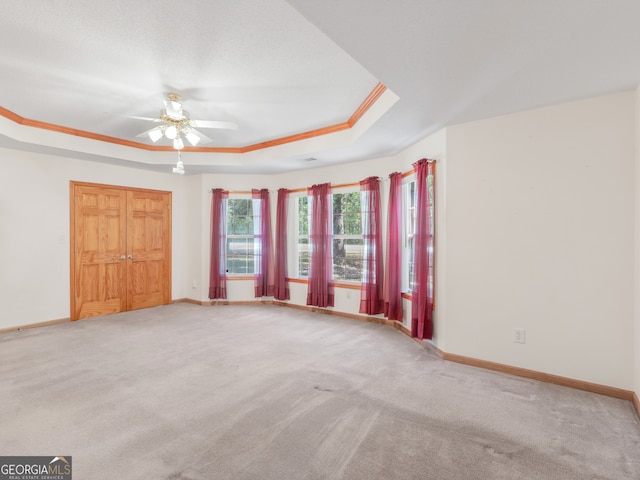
(296, 191, 363, 281)
(226, 198, 258, 274)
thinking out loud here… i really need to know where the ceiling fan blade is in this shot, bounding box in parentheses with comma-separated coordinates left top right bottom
(184, 128, 213, 145)
(128, 115, 162, 122)
(191, 119, 239, 130)
(135, 127, 154, 138)
(136, 126, 163, 141)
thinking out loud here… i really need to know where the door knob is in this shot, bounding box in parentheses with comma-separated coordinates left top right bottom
(128, 254, 134, 260)
(119, 255, 126, 260)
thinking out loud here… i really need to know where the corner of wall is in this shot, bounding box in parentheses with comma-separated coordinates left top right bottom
(431, 128, 448, 352)
(634, 84, 640, 403)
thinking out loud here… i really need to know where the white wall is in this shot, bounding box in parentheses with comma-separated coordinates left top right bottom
(445, 92, 636, 390)
(635, 85, 640, 397)
(0, 150, 190, 328)
(182, 174, 205, 301)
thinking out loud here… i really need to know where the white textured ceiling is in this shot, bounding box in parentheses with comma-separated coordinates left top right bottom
(1, 0, 640, 174)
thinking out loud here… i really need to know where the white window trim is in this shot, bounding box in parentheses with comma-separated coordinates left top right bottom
(291, 186, 365, 283)
(401, 178, 416, 293)
(332, 189, 363, 284)
(225, 196, 260, 276)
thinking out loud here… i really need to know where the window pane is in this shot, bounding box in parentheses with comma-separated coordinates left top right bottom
(232, 215, 252, 235)
(403, 181, 416, 291)
(229, 198, 251, 216)
(298, 236, 309, 277)
(332, 192, 363, 281)
(296, 196, 310, 277)
(226, 237, 255, 274)
(333, 238, 363, 281)
(298, 197, 309, 235)
(402, 176, 434, 292)
(407, 236, 415, 289)
(428, 174, 435, 235)
(333, 193, 361, 234)
(333, 192, 361, 214)
(343, 213, 361, 235)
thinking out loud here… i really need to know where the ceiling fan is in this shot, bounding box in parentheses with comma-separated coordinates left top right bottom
(135, 93, 238, 150)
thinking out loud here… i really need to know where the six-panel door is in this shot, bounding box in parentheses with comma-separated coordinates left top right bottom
(71, 182, 171, 320)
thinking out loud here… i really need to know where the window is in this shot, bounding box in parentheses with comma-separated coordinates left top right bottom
(296, 196, 310, 277)
(295, 191, 364, 282)
(402, 181, 416, 291)
(226, 198, 259, 274)
(332, 191, 363, 281)
(402, 174, 434, 292)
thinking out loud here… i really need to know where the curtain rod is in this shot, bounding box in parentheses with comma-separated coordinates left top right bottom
(210, 183, 367, 195)
(209, 159, 436, 194)
(209, 189, 270, 194)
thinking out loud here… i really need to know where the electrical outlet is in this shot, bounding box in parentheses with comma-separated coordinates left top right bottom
(192, 280, 197, 289)
(514, 328, 526, 344)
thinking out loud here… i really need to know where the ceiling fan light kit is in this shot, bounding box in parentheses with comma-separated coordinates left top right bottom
(164, 125, 178, 140)
(147, 127, 163, 143)
(183, 130, 200, 146)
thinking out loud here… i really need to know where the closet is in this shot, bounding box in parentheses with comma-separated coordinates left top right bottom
(70, 181, 172, 320)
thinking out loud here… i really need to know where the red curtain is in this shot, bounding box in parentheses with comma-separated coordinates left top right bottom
(359, 177, 383, 315)
(383, 172, 403, 320)
(252, 189, 275, 297)
(411, 159, 434, 339)
(306, 183, 334, 307)
(209, 188, 229, 299)
(273, 188, 290, 300)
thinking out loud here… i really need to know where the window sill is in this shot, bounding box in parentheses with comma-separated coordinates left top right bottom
(287, 277, 308, 284)
(227, 275, 254, 280)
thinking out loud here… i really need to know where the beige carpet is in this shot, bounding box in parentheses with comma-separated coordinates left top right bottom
(0, 303, 638, 479)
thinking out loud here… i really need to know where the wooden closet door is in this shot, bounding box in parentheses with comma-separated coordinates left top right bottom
(71, 182, 172, 320)
(126, 190, 172, 311)
(72, 185, 128, 320)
